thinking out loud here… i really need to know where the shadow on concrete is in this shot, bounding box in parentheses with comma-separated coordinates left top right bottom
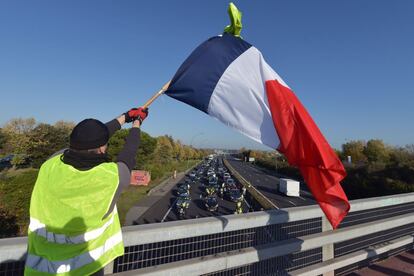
(395, 251, 414, 265)
(369, 264, 413, 276)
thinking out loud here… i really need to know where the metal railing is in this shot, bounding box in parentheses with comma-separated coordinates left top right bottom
(1, 193, 414, 275)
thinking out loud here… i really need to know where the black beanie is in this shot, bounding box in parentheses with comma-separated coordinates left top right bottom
(69, 119, 109, 150)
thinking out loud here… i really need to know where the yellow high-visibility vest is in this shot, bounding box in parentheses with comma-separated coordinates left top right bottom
(25, 155, 124, 275)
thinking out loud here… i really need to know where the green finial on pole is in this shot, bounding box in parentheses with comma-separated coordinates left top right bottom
(223, 2, 242, 37)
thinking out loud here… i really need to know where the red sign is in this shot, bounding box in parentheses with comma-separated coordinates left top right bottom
(130, 170, 151, 186)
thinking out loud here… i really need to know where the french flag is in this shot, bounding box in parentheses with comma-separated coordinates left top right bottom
(166, 33, 349, 229)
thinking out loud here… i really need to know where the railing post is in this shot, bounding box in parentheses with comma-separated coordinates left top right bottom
(322, 216, 334, 276)
(104, 261, 114, 275)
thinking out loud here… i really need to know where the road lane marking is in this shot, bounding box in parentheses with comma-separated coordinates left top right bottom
(286, 199, 297, 206)
(298, 196, 307, 201)
(161, 198, 178, 222)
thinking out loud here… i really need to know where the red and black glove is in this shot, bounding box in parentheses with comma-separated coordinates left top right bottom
(124, 107, 149, 124)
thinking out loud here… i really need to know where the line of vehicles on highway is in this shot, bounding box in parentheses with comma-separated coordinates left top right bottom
(174, 157, 246, 218)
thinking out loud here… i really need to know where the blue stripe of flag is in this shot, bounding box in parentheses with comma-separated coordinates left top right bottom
(165, 33, 252, 113)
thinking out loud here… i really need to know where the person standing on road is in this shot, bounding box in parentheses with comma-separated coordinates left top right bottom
(24, 107, 148, 276)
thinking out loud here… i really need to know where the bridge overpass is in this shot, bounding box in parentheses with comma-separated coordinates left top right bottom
(1, 158, 414, 275)
(1, 191, 414, 275)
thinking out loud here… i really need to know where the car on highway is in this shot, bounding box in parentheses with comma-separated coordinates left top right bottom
(223, 173, 231, 181)
(175, 195, 191, 218)
(176, 185, 190, 197)
(227, 188, 243, 202)
(205, 183, 219, 196)
(0, 155, 13, 171)
(204, 195, 218, 212)
(224, 181, 237, 193)
(208, 176, 218, 185)
(178, 182, 190, 190)
(184, 178, 196, 186)
(207, 173, 216, 178)
(176, 194, 191, 204)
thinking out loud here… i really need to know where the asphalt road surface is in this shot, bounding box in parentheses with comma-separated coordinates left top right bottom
(226, 158, 316, 208)
(134, 159, 251, 225)
(226, 157, 414, 270)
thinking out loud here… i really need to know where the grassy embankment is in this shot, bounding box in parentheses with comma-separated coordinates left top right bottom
(116, 160, 199, 224)
(0, 160, 199, 238)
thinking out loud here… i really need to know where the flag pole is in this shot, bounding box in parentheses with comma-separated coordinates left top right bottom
(142, 81, 171, 109)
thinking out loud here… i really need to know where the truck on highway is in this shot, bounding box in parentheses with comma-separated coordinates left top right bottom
(279, 178, 300, 197)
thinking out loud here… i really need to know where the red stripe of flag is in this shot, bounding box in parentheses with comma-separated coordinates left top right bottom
(265, 79, 349, 229)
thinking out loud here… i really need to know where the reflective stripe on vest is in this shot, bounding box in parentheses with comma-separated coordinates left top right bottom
(29, 209, 117, 244)
(26, 231, 123, 274)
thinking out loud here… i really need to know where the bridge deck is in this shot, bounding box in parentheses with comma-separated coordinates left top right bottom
(348, 249, 414, 276)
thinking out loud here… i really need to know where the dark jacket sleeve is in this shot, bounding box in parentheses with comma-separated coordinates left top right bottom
(103, 127, 141, 219)
(116, 128, 141, 171)
(105, 119, 122, 139)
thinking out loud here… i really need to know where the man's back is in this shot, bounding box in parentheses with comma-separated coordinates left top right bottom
(25, 155, 124, 275)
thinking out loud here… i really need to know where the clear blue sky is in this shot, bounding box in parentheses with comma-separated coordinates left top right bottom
(1, 1, 413, 150)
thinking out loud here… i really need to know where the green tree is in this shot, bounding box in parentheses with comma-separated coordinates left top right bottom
(107, 129, 129, 161)
(11, 154, 29, 168)
(2, 118, 37, 154)
(155, 136, 174, 163)
(54, 120, 75, 133)
(107, 129, 157, 169)
(363, 139, 390, 163)
(27, 123, 70, 168)
(342, 140, 367, 164)
(389, 146, 414, 168)
(136, 132, 157, 169)
(3, 118, 36, 134)
(172, 140, 182, 160)
(0, 128, 6, 151)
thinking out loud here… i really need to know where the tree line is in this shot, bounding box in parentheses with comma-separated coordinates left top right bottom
(0, 117, 209, 175)
(0, 117, 210, 237)
(244, 139, 414, 199)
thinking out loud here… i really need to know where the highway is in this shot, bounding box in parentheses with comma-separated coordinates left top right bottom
(225, 157, 414, 273)
(134, 159, 251, 225)
(134, 155, 414, 265)
(134, 156, 316, 225)
(2, 156, 413, 276)
(226, 158, 316, 208)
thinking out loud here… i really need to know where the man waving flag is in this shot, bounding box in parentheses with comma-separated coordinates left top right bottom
(165, 3, 349, 229)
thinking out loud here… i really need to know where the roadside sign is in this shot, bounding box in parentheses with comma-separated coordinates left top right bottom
(130, 170, 151, 186)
